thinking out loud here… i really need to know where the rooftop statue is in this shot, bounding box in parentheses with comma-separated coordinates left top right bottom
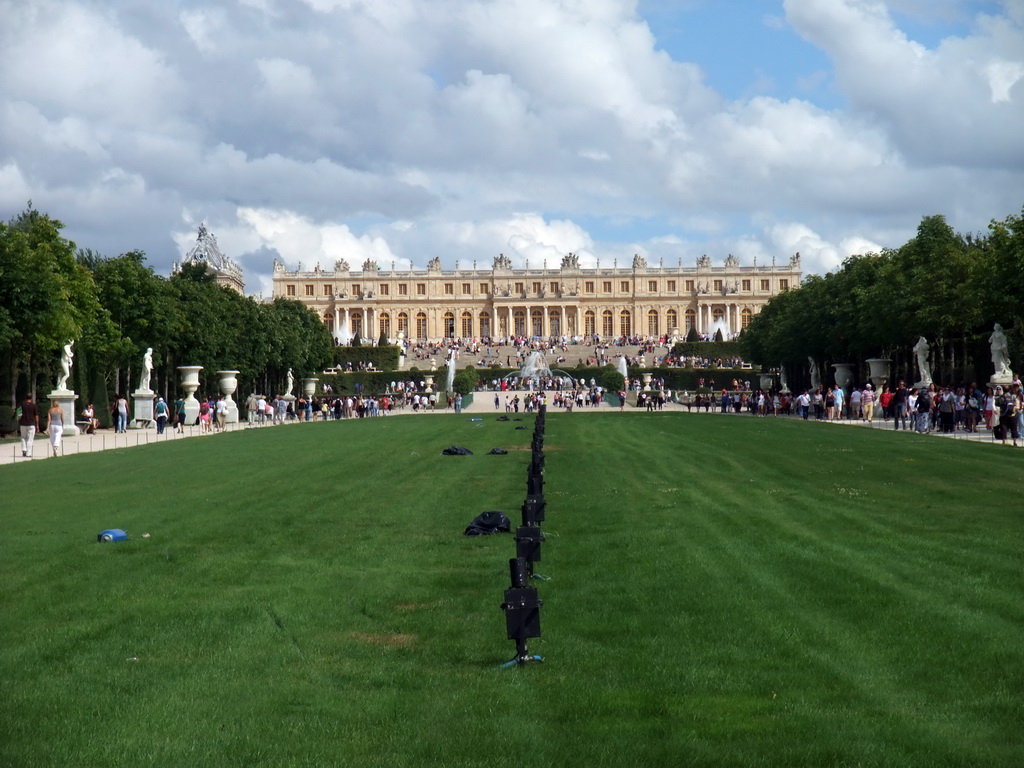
(560, 252, 580, 269)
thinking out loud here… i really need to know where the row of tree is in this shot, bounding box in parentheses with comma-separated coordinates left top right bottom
(741, 209, 1024, 389)
(0, 205, 333, 427)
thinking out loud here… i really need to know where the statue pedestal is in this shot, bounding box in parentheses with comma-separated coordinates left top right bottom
(990, 373, 1014, 388)
(48, 389, 80, 436)
(131, 390, 155, 429)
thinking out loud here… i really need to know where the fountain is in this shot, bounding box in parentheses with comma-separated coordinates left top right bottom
(616, 356, 628, 383)
(505, 351, 576, 391)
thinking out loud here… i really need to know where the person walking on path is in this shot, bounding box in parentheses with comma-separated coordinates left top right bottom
(45, 400, 65, 457)
(18, 394, 40, 458)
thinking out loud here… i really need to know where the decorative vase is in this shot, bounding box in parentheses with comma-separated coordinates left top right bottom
(178, 366, 203, 425)
(301, 378, 318, 398)
(866, 358, 891, 394)
(423, 375, 435, 393)
(217, 370, 240, 423)
(832, 363, 854, 391)
(759, 372, 775, 391)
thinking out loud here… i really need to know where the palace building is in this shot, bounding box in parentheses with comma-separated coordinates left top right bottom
(271, 251, 802, 344)
(172, 225, 246, 294)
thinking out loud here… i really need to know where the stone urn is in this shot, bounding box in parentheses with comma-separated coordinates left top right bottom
(759, 372, 775, 391)
(301, 378, 318, 398)
(832, 363, 854, 392)
(866, 358, 891, 394)
(642, 372, 653, 391)
(178, 365, 203, 425)
(216, 370, 240, 423)
(423, 375, 435, 394)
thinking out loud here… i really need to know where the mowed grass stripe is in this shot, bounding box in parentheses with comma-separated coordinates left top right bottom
(2, 412, 1023, 767)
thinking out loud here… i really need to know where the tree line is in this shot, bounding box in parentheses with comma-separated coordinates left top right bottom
(0, 205, 332, 428)
(741, 208, 1024, 390)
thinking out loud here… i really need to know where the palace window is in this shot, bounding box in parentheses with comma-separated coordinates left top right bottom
(667, 309, 678, 330)
(531, 309, 543, 336)
(602, 310, 614, 337)
(780, 279, 789, 290)
(416, 312, 427, 339)
(550, 281, 558, 294)
(462, 283, 471, 295)
(304, 284, 314, 296)
(620, 281, 630, 292)
(513, 310, 526, 336)
(648, 280, 657, 292)
(585, 281, 595, 293)
(647, 309, 659, 335)
(416, 283, 426, 296)
(323, 312, 334, 332)
(603, 281, 612, 293)
(549, 308, 561, 335)
(398, 283, 408, 296)
(379, 312, 391, 339)
(584, 310, 596, 335)
(741, 308, 753, 328)
(444, 283, 454, 295)
(760, 279, 770, 291)
(515, 282, 525, 294)
(443, 311, 455, 338)
(398, 312, 409, 333)
(379, 284, 389, 296)
(533, 282, 542, 294)
(461, 311, 473, 338)
(685, 280, 695, 292)
(667, 280, 676, 292)
(352, 284, 360, 297)
(286, 284, 296, 296)
(479, 312, 491, 337)
(324, 284, 333, 296)
(480, 283, 488, 294)
(713, 279, 723, 292)
(685, 308, 696, 331)
(742, 279, 751, 291)
(619, 310, 632, 337)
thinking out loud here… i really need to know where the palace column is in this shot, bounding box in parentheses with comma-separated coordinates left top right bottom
(575, 306, 581, 337)
(560, 306, 566, 338)
(366, 307, 374, 341)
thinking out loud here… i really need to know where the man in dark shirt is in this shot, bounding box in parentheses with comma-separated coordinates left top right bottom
(891, 381, 909, 430)
(19, 394, 40, 458)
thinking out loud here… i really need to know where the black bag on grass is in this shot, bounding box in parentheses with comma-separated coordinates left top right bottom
(464, 511, 511, 536)
(442, 445, 474, 455)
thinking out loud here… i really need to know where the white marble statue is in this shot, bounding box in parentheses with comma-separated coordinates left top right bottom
(779, 367, 790, 393)
(990, 323, 1012, 379)
(808, 357, 820, 390)
(56, 340, 74, 390)
(140, 347, 154, 391)
(913, 336, 932, 386)
(286, 368, 295, 396)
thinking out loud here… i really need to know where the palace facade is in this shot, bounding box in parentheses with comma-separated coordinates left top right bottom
(271, 251, 801, 344)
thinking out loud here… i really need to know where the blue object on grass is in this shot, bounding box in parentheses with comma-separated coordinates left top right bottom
(97, 529, 128, 543)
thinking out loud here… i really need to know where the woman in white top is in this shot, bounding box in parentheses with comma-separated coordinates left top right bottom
(46, 401, 65, 458)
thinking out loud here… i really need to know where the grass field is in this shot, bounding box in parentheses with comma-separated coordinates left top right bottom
(2, 413, 1023, 767)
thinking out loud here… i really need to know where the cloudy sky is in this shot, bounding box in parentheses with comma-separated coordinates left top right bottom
(2, 0, 1023, 296)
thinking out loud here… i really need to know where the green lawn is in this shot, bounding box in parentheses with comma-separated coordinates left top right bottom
(2, 413, 1022, 767)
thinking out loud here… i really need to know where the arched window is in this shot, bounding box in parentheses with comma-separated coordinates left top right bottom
(531, 309, 543, 337)
(666, 309, 678, 332)
(416, 312, 427, 340)
(323, 312, 334, 332)
(549, 309, 561, 336)
(378, 312, 390, 339)
(397, 312, 409, 334)
(443, 311, 455, 339)
(479, 311, 491, 339)
(619, 310, 631, 337)
(684, 308, 696, 332)
(513, 310, 527, 337)
(584, 310, 596, 336)
(741, 308, 753, 329)
(647, 309, 658, 336)
(602, 310, 614, 337)
(461, 310, 473, 339)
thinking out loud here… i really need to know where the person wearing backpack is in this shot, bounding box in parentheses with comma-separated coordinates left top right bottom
(995, 386, 1019, 446)
(154, 397, 169, 434)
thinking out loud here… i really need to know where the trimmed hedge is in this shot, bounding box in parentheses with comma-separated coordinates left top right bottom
(669, 341, 743, 360)
(316, 365, 754, 396)
(332, 345, 401, 371)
